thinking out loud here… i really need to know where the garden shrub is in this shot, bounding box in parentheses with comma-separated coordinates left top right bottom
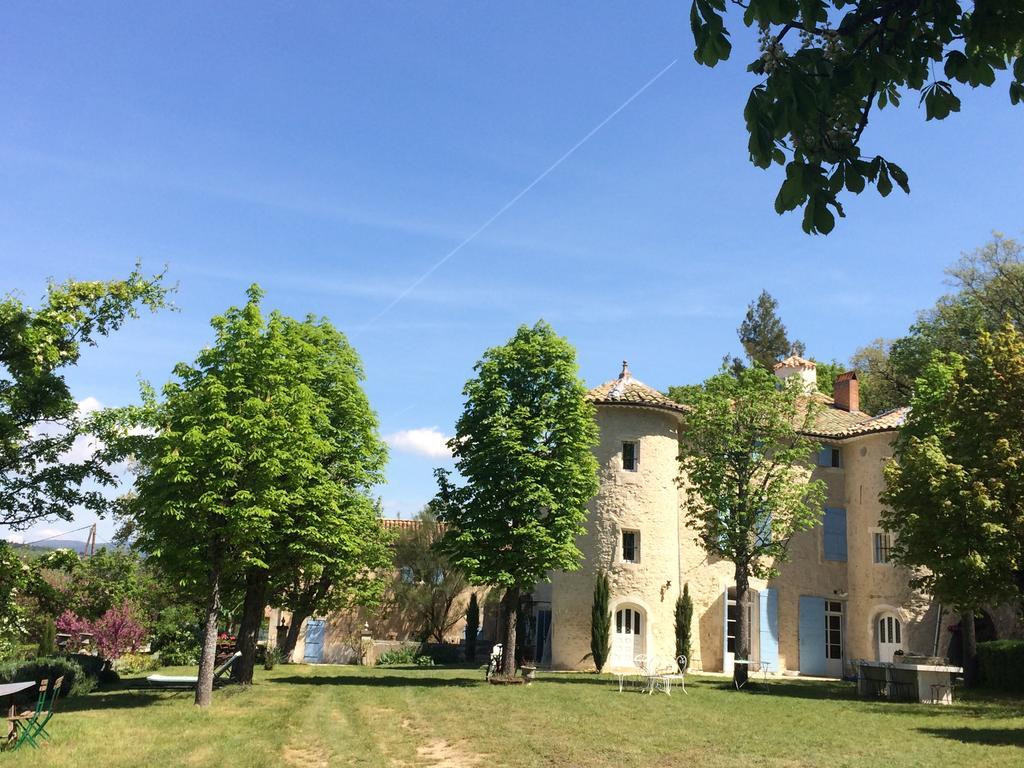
(263, 646, 282, 671)
(376, 646, 419, 665)
(0, 656, 89, 702)
(419, 643, 463, 665)
(414, 655, 435, 666)
(149, 604, 201, 667)
(977, 640, 1024, 691)
(117, 652, 160, 674)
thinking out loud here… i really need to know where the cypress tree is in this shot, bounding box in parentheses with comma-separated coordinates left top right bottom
(465, 593, 479, 663)
(38, 616, 57, 657)
(591, 570, 611, 672)
(675, 583, 694, 670)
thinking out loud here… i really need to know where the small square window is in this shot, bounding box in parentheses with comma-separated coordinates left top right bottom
(622, 530, 640, 563)
(622, 441, 639, 471)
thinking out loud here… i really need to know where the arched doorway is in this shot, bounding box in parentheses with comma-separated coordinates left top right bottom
(876, 613, 902, 662)
(611, 605, 646, 668)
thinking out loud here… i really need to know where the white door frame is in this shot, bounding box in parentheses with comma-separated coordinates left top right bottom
(877, 612, 903, 662)
(824, 600, 845, 678)
(612, 603, 647, 668)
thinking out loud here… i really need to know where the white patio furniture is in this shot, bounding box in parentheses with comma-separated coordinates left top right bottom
(660, 654, 688, 695)
(732, 658, 769, 691)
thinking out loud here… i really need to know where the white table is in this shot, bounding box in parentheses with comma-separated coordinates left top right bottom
(0, 681, 35, 743)
(856, 661, 962, 704)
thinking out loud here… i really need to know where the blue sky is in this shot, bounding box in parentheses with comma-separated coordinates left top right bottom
(2, 2, 1022, 542)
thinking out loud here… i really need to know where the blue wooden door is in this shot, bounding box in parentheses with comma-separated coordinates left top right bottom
(303, 619, 326, 663)
(535, 609, 551, 666)
(759, 589, 779, 672)
(799, 597, 826, 676)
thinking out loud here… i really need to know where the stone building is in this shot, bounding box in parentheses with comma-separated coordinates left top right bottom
(280, 355, 1012, 675)
(544, 357, 937, 678)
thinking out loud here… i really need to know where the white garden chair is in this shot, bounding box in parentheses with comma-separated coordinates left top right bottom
(661, 655, 688, 695)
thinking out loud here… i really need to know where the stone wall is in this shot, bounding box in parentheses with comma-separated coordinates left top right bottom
(551, 404, 685, 670)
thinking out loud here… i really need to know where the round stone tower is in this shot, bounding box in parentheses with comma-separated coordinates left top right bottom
(549, 362, 687, 670)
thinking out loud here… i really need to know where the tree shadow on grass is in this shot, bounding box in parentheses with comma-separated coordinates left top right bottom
(267, 674, 479, 689)
(58, 690, 173, 713)
(918, 727, 1024, 747)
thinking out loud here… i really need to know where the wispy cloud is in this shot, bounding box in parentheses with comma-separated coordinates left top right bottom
(385, 427, 452, 459)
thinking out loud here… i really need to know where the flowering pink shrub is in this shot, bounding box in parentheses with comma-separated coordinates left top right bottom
(56, 603, 146, 660)
(55, 610, 91, 650)
(91, 602, 146, 660)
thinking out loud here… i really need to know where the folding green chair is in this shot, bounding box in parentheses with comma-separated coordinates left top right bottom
(9, 677, 51, 751)
(29, 675, 63, 743)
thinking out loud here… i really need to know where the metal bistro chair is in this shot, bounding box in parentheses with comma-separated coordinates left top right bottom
(661, 655, 688, 695)
(632, 654, 652, 693)
(858, 661, 890, 699)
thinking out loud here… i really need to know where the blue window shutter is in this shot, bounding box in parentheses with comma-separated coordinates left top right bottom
(823, 507, 847, 561)
(759, 589, 779, 672)
(817, 447, 830, 466)
(798, 597, 826, 676)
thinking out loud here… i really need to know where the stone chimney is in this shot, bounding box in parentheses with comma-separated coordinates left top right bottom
(833, 371, 859, 412)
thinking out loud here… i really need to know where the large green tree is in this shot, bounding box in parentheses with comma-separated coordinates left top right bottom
(434, 321, 599, 678)
(108, 286, 387, 705)
(392, 507, 468, 644)
(737, 290, 804, 370)
(690, 1, 1024, 232)
(882, 324, 1024, 682)
(0, 268, 170, 528)
(849, 339, 907, 415)
(229, 308, 388, 684)
(677, 365, 826, 688)
(852, 235, 1024, 413)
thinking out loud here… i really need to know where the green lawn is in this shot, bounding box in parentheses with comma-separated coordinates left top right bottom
(6, 664, 1024, 767)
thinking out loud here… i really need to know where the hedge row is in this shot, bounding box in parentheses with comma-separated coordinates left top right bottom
(0, 653, 117, 704)
(977, 640, 1024, 692)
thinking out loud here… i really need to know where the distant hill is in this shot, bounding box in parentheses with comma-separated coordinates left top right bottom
(9, 540, 119, 555)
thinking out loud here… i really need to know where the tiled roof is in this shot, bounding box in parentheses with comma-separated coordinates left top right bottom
(379, 518, 430, 532)
(588, 362, 688, 416)
(800, 392, 908, 439)
(773, 355, 816, 370)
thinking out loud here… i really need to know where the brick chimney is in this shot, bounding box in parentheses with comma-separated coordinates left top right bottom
(833, 371, 859, 412)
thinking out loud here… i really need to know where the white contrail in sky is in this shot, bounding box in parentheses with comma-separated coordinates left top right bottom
(358, 57, 679, 332)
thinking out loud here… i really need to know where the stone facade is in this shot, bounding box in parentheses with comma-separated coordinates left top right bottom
(546, 360, 944, 678)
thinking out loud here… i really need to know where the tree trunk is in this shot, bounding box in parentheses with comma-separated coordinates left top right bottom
(733, 567, 750, 690)
(961, 609, 978, 687)
(500, 586, 520, 677)
(233, 567, 269, 684)
(194, 564, 222, 708)
(282, 609, 311, 662)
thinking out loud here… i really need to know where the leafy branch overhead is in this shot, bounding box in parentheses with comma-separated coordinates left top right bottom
(691, 1, 1024, 234)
